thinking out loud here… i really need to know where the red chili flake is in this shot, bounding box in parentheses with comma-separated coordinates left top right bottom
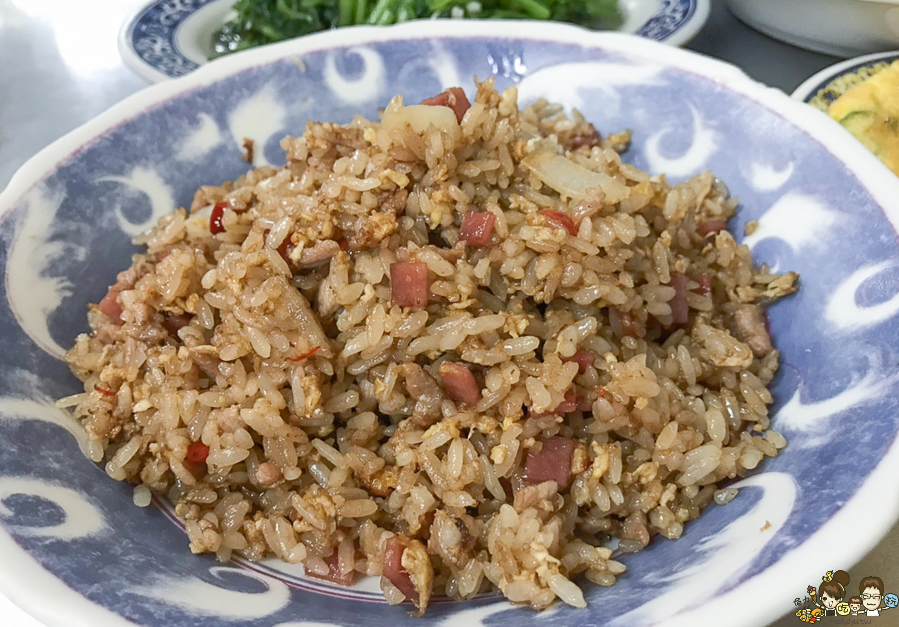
(96, 387, 116, 398)
(338, 239, 348, 251)
(210, 202, 228, 235)
(286, 346, 321, 362)
(185, 441, 210, 464)
(540, 210, 578, 236)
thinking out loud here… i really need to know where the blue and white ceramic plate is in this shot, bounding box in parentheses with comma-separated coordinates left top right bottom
(118, 0, 711, 82)
(3, 20, 899, 627)
(792, 49, 899, 104)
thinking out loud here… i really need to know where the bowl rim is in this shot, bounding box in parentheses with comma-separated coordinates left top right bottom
(792, 49, 899, 103)
(2, 19, 899, 627)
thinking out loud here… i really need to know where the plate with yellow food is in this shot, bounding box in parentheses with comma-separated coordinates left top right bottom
(793, 51, 899, 176)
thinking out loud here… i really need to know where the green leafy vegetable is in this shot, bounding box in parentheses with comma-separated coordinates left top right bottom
(213, 0, 622, 57)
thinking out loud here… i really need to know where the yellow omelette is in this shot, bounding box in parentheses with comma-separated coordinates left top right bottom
(828, 60, 899, 176)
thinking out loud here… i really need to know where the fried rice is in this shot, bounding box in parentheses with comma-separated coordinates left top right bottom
(60, 79, 798, 613)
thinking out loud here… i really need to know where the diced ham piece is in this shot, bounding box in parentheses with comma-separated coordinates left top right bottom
(522, 436, 575, 487)
(697, 219, 728, 237)
(540, 210, 579, 236)
(569, 124, 601, 150)
(161, 311, 191, 335)
(459, 211, 496, 246)
(697, 272, 712, 298)
(555, 389, 577, 414)
(668, 273, 689, 325)
(307, 552, 356, 587)
(276, 236, 294, 263)
(390, 262, 429, 308)
(383, 537, 418, 600)
(421, 87, 471, 123)
(438, 362, 481, 406)
(563, 351, 595, 374)
(98, 287, 123, 325)
(532, 390, 578, 419)
(185, 441, 209, 463)
(609, 307, 639, 338)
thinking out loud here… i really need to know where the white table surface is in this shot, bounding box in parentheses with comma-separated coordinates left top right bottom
(1, 0, 897, 625)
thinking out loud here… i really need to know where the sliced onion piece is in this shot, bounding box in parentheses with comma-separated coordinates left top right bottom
(381, 104, 461, 144)
(521, 151, 629, 203)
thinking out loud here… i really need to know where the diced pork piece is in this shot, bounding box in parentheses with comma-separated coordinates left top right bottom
(459, 211, 496, 246)
(390, 262, 429, 308)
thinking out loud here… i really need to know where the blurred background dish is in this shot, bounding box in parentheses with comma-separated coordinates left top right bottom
(793, 50, 899, 176)
(792, 50, 899, 105)
(118, 0, 711, 82)
(725, 0, 899, 58)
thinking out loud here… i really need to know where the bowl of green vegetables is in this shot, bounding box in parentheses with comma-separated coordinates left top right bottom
(119, 0, 710, 82)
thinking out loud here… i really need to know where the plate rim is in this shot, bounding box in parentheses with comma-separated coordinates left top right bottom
(2, 20, 899, 627)
(117, 0, 712, 83)
(791, 49, 899, 103)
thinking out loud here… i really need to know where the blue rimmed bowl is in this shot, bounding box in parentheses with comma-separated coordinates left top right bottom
(2, 21, 899, 627)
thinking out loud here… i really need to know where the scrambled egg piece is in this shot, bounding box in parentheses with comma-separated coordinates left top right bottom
(828, 61, 899, 175)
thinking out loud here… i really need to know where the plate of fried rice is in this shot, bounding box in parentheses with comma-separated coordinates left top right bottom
(1, 20, 899, 627)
